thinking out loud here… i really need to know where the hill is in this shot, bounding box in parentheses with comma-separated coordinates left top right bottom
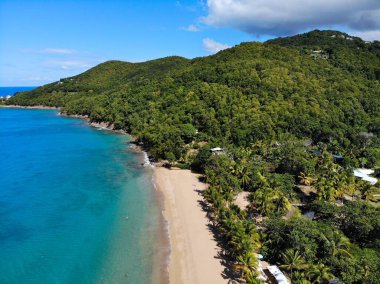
(266, 29, 380, 80)
(9, 30, 380, 161)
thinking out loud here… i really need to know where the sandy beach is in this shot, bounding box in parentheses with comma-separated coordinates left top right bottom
(154, 167, 226, 284)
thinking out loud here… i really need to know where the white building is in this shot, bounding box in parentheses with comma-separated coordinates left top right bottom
(353, 169, 378, 185)
(267, 265, 290, 284)
(210, 147, 224, 154)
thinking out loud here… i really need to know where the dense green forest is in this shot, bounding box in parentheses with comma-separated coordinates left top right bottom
(8, 30, 380, 283)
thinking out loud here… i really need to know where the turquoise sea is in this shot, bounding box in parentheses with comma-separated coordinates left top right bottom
(0, 107, 164, 283)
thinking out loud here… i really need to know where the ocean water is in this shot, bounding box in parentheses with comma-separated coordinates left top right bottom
(0, 108, 163, 283)
(0, 86, 37, 96)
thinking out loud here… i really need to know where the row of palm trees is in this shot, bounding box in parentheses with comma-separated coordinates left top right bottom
(201, 146, 373, 283)
(202, 147, 306, 283)
(202, 148, 297, 282)
(203, 185, 262, 283)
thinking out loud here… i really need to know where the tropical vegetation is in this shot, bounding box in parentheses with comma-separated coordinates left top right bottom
(8, 30, 380, 283)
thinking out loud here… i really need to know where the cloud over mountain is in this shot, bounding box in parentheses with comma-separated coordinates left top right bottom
(202, 0, 380, 39)
(203, 38, 230, 53)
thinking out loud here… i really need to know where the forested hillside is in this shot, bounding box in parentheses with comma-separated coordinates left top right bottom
(267, 30, 380, 80)
(8, 30, 380, 283)
(9, 31, 380, 160)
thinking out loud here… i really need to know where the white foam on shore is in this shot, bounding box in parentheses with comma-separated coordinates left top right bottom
(143, 152, 154, 167)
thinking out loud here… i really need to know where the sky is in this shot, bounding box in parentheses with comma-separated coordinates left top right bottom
(1, 0, 380, 86)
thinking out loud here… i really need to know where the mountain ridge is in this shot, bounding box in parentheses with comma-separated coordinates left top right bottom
(8, 29, 380, 160)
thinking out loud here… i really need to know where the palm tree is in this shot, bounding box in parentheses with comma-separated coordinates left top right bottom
(273, 190, 291, 214)
(315, 177, 337, 201)
(335, 184, 346, 204)
(298, 172, 316, 186)
(331, 232, 352, 258)
(240, 168, 251, 189)
(306, 262, 334, 284)
(245, 272, 263, 284)
(280, 249, 308, 277)
(234, 254, 257, 279)
(323, 232, 352, 258)
(358, 157, 368, 168)
(253, 187, 274, 215)
(338, 174, 356, 201)
(358, 181, 376, 201)
(231, 162, 252, 189)
(292, 271, 311, 284)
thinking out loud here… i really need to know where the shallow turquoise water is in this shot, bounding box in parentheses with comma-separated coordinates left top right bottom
(0, 108, 162, 284)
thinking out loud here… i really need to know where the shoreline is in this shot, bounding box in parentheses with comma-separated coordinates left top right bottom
(4, 104, 226, 283)
(1, 105, 126, 134)
(63, 113, 170, 283)
(0, 104, 59, 109)
(154, 167, 226, 284)
(3, 105, 169, 282)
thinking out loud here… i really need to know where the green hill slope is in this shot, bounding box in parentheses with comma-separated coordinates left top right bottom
(266, 29, 380, 80)
(8, 31, 380, 160)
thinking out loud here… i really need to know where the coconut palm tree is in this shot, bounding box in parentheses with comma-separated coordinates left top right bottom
(280, 249, 308, 277)
(252, 187, 274, 215)
(293, 271, 311, 284)
(323, 231, 352, 258)
(306, 262, 334, 284)
(298, 172, 316, 186)
(331, 232, 352, 258)
(235, 254, 257, 279)
(315, 177, 337, 201)
(334, 184, 346, 204)
(342, 175, 356, 199)
(358, 157, 368, 168)
(358, 181, 376, 201)
(273, 190, 291, 214)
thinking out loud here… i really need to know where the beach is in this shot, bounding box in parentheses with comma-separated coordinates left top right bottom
(154, 167, 226, 284)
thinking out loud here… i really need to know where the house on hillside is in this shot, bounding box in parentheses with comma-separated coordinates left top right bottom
(359, 132, 374, 138)
(210, 147, 224, 155)
(311, 50, 329, 59)
(354, 169, 378, 185)
(266, 265, 290, 284)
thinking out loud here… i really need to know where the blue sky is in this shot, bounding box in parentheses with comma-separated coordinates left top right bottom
(1, 0, 380, 86)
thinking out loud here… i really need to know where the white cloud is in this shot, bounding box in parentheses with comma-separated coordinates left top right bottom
(41, 48, 76, 54)
(180, 24, 201, 32)
(202, 0, 380, 37)
(43, 60, 92, 71)
(353, 30, 380, 41)
(20, 48, 77, 54)
(203, 38, 230, 53)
